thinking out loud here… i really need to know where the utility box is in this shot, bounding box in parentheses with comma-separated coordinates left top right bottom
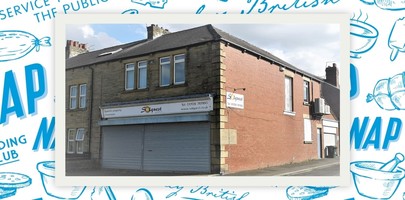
(325, 146, 335, 158)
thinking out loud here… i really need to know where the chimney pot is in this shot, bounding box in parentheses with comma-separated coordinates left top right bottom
(147, 24, 170, 40)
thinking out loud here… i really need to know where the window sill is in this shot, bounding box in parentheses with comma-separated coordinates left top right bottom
(67, 108, 87, 112)
(303, 141, 313, 144)
(283, 111, 296, 116)
(156, 82, 188, 90)
(303, 102, 310, 106)
(122, 88, 150, 93)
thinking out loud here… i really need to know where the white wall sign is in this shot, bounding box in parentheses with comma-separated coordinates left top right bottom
(100, 97, 213, 118)
(226, 92, 244, 109)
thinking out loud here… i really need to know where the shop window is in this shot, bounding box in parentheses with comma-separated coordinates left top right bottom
(160, 57, 171, 86)
(174, 54, 185, 84)
(125, 63, 135, 90)
(284, 76, 293, 113)
(138, 61, 147, 89)
(303, 80, 310, 104)
(69, 85, 77, 109)
(79, 84, 86, 108)
(67, 129, 76, 154)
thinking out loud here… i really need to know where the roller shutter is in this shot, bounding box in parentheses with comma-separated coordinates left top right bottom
(101, 122, 210, 173)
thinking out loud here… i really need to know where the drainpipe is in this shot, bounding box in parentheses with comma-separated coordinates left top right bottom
(88, 65, 94, 160)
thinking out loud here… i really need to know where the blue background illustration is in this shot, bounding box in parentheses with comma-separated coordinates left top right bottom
(0, 0, 404, 199)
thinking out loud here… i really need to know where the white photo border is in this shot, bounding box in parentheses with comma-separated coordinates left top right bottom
(55, 13, 350, 187)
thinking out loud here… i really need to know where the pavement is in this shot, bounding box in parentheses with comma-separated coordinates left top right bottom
(224, 157, 340, 176)
(66, 157, 340, 176)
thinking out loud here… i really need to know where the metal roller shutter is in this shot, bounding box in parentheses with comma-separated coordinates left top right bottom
(101, 125, 144, 170)
(101, 122, 210, 173)
(143, 122, 210, 172)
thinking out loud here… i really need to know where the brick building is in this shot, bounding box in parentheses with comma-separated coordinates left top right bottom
(65, 24, 340, 174)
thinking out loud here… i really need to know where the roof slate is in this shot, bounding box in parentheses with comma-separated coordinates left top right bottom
(66, 24, 320, 81)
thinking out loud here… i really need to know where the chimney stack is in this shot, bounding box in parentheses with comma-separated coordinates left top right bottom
(147, 24, 170, 40)
(66, 40, 89, 59)
(325, 63, 339, 88)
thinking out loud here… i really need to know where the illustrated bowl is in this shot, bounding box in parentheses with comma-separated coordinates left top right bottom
(350, 20, 379, 58)
(37, 161, 86, 199)
(350, 161, 405, 199)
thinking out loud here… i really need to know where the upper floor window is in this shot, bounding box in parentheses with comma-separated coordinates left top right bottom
(138, 61, 147, 89)
(303, 80, 310, 103)
(174, 54, 185, 84)
(125, 63, 135, 90)
(160, 57, 171, 86)
(79, 84, 87, 108)
(69, 85, 77, 109)
(284, 76, 293, 112)
(160, 54, 186, 87)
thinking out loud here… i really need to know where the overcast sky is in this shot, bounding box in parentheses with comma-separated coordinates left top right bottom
(66, 23, 340, 77)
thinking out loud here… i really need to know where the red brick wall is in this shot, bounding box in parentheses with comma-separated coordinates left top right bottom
(223, 44, 323, 172)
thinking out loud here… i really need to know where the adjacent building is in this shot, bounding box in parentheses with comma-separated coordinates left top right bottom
(65, 24, 340, 174)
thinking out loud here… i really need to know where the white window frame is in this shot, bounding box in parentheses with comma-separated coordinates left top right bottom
(137, 61, 147, 89)
(174, 54, 185, 85)
(284, 76, 293, 113)
(79, 84, 86, 108)
(303, 80, 310, 103)
(304, 118, 312, 143)
(67, 129, 76, 154)
(76, 128, 85, 154)
(160, 57, 171, 87)
(125, 63, 135, 90)
(69, 85, 77, 109)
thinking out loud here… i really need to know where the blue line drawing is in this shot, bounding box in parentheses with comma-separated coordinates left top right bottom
(285, 186, 330, 200)
(351, 153, 405, 199)
(350, 11, 379, 59)
(0, 31, 51, 62)
(388, 17, 405, 61)
(121, 9, 139, 14)
(0, 172, 31, 199)
(375, 0, 405, 10)
(360, 0, 375, 5)
(37, 161, 86, 199)
(359, 0, 405, 10)
(131, 0, 167, 9)
(350, 64, 360, 99)
(366, 71, 405, 110)
(131, 188, 154, 200)
(91, 186, 116, 200)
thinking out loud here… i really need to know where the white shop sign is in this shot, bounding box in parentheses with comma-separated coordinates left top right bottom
(100, 97, 213, 118)
(226, 92, 244, 109)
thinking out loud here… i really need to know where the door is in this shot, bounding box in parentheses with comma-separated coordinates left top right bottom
(317, 128, 322, 159)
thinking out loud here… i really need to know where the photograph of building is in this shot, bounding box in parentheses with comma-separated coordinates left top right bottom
(65, 24, 340, 175)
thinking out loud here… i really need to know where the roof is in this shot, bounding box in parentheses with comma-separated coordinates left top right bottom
(66, 24, 322, 81)
(321, 82, 340, 120)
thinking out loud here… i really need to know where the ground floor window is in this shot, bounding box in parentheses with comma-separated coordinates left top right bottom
(304, 118, 312, 143)
(67, 128, 85, 154)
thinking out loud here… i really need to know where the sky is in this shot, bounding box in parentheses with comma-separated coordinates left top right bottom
(66, 23, 340, 77)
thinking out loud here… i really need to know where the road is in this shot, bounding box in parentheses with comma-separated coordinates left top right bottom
(287, 163, 340, 176)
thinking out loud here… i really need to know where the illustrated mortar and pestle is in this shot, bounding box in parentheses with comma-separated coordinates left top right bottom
(351, 153, 405, 199)
(37, 161, 86, 199)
